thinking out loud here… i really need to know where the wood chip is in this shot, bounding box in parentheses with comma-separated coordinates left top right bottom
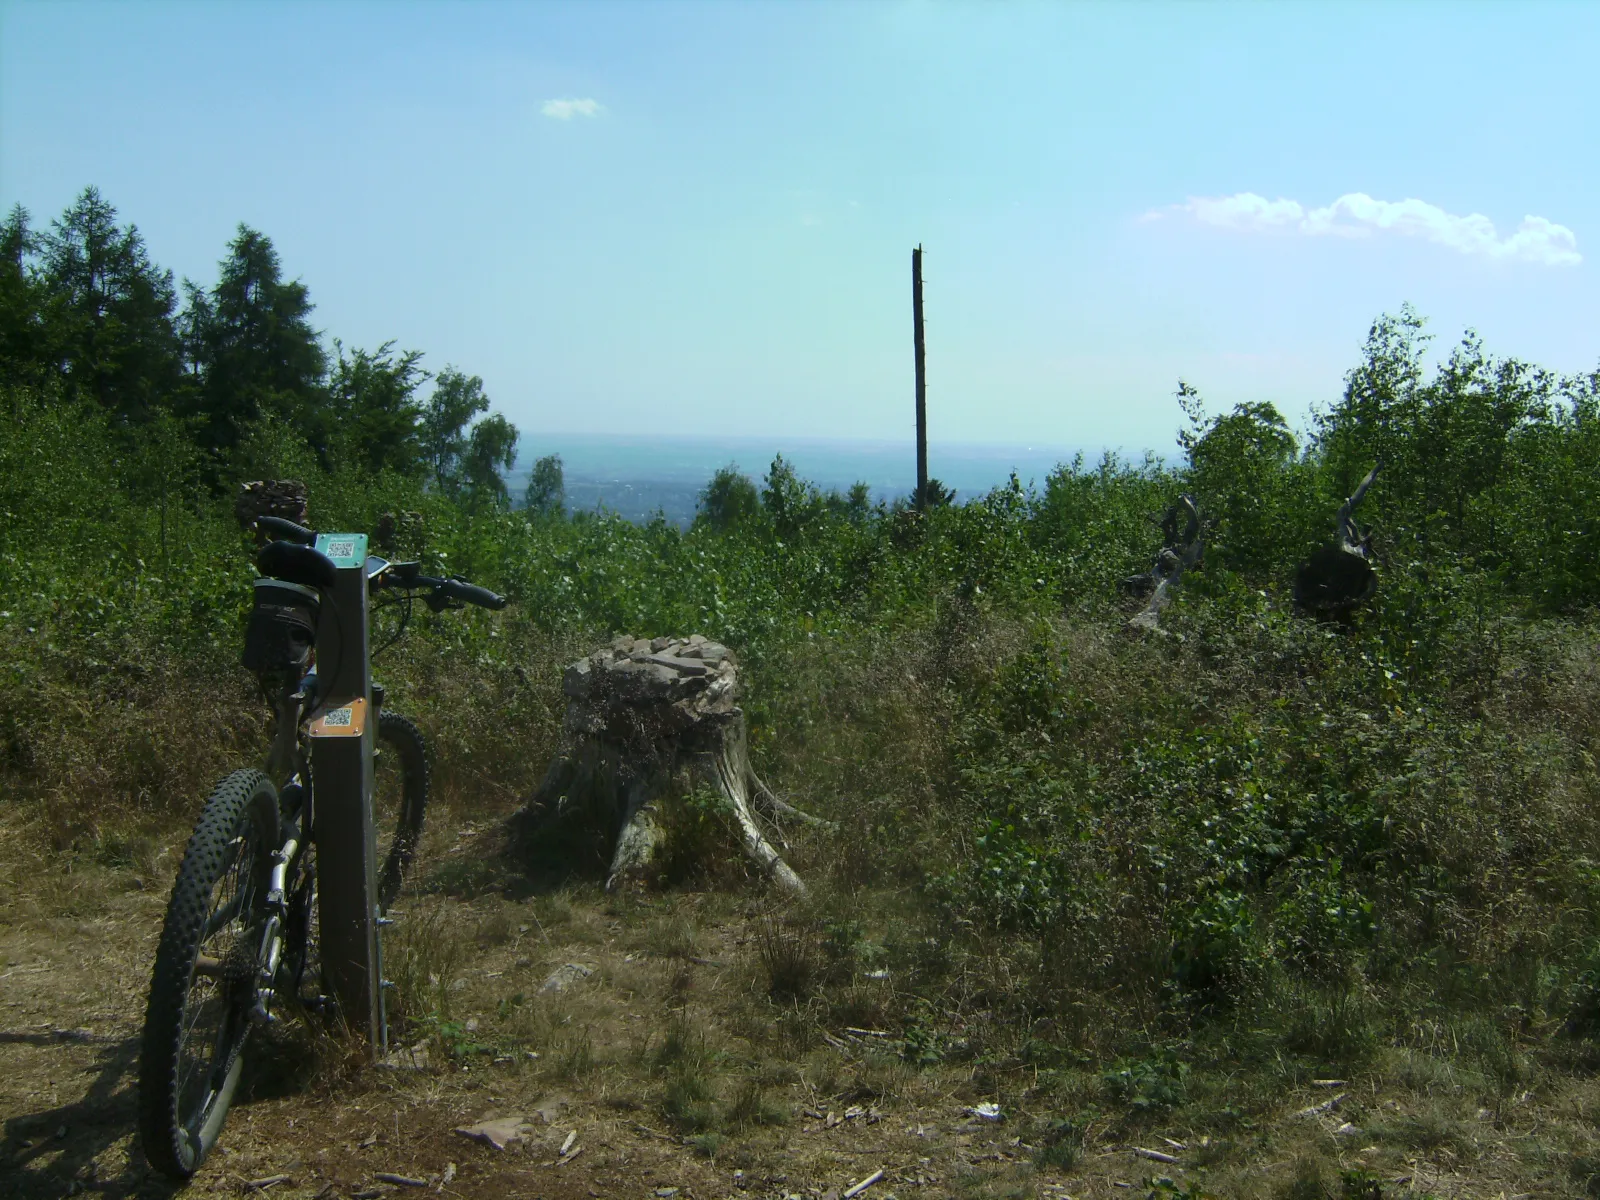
(375, 1174, 428, 1188)
(455, 1116, 535, 1150)
(1311, 1079, 1347, 1088)
(842, 1169, 885, 1199)
(559, 1130, 577, 1156)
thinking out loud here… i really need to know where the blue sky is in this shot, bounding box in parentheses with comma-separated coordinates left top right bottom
(3, 0, 1596, 455)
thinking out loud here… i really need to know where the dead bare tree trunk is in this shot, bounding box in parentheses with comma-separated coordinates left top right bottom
(509, 636, 814, 896)
(1294, 463, 1381, 621)
(1123, 494, 1205, 633)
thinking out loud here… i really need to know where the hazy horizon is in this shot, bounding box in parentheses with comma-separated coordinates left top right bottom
(507, 431, 1122, 524)
(4, 0, 1595, 449)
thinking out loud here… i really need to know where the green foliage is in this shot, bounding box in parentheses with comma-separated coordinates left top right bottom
(1179, 382, 1313, 573)
(421, 366, 490, 493)
(419, 367, 519, 507)
(36, 187, 186, 427)
(180, 224, 326, 466)
(696, 465, 760, 531)
(459, 412, 518, 508)
(326, 339, 429, 477)
(1103, 1047, 1190, 1111)
(525, 452, 565, 516)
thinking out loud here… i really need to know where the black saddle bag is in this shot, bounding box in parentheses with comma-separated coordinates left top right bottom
(241, 579, 320, 674)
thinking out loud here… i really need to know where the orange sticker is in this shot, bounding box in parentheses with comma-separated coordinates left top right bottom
(309, 696, 367, 738)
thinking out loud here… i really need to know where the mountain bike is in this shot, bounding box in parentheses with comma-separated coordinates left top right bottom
(137, 516, 507, 1180)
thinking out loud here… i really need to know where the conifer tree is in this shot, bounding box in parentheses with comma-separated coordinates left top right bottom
(38, 187, 184, 425)
(182, 224, 327, 463)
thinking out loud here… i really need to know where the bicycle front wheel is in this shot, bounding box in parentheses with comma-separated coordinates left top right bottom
(375, 711, 430, 910)
(138, 769, 279, 1179)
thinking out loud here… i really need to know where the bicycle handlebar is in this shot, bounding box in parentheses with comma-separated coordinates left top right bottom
(423, 575, 509, 611)
(256, 516, 317, 545)
(254, 522, 508, 611)
(381, 564, 506, 610)
(257, 540, 338, 589)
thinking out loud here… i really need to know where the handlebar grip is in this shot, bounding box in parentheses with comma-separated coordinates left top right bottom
(256, 516, 317, 545)
(442, 578, 509, 610)
(258, 540, 338, 590)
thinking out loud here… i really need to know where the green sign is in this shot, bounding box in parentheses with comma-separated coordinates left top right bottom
(314, 532, 368, 569)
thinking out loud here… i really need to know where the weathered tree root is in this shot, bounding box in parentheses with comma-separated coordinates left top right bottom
(1294, 463, 1380, 621)
(1124, 494, 1205, 633)
(510, 636, 816, 896)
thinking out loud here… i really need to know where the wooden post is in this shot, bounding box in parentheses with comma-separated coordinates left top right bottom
(912, 245, 927, 507)
(309, 532, 386, 1053)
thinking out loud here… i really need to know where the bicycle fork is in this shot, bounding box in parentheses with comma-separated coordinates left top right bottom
(249, 822, 302, 1026)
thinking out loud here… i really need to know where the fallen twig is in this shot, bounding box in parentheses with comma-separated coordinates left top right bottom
(1133, 1148, 1178, 1164)
(1294, 1093, 1346, 1119)
(374, 1174, 428, 1188)
(843, 1169, 885, 1199)
(242, 1175, 292, 1192)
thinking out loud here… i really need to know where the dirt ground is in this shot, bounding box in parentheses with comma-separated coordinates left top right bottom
(3, 807, 1595, 1200)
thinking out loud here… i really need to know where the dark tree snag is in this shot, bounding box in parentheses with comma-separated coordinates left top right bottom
(235, 480, 309, 543)
(1294, 463, 1381, 621)
(510, 636, 812, 896)
(373, 510, 425, 555)
(1125, 494, 1205, 633)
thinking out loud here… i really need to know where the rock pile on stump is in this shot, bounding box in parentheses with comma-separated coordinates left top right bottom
(235, 480, 309, 542)
(512, 635, 817, 896)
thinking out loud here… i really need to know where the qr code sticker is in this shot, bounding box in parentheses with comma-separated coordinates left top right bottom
(323, 707, 353, 728)
(326, 540, 355, 561)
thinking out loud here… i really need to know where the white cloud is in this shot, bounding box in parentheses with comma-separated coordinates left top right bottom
(541, 97, 604, 120)
(1154, 191, 1580, 266)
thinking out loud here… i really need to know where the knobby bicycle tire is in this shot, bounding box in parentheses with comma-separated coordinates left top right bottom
(375, 711, 430, 910)
(138, 769, 279, 1179)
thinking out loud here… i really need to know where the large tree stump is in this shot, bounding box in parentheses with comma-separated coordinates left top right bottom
(1294, 463, 1380, 621)
(511, 636, 811, 896)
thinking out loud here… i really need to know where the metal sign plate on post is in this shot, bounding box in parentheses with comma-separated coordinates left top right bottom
(309, 532, 386, 1051)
